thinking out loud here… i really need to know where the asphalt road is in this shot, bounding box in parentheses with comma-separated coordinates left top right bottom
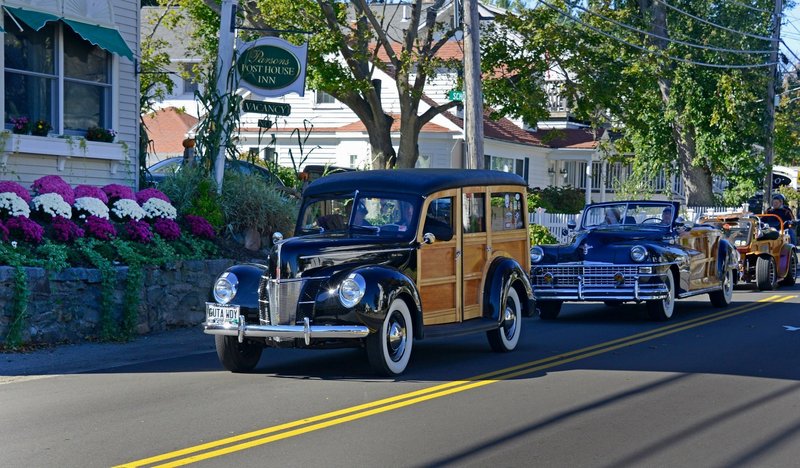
(2, 285, 799, 468)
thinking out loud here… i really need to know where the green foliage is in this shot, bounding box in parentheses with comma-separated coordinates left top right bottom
(4, 266, 29, 349)
(77, 239, 118, 340)
(527, 186, 585, 213)
(529, 223, 557, 246)
(220, 172, 299, 237)
(611, 171, 655, 201)
(189, 178, 225, 229)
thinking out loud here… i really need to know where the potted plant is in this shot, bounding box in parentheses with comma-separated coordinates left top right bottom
(9, 116, 30, 135)
(85, 126, 116, 143)
(31, 119, 52, 137)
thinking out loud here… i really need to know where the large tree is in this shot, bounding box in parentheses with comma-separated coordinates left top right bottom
(483, 0, 784, 205)
(164, 0, 477, 169)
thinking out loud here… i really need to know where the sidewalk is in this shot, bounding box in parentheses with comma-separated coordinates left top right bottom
(0, 326, 214, 380)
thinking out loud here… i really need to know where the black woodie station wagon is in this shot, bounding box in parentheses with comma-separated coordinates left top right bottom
(205, 169, 534, 376)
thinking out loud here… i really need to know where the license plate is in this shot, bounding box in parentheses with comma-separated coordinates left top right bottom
(205, 302, 240, 326)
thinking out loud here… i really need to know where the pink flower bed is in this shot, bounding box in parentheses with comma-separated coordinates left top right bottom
(32, 175, 75, 204)
(0, 181, 32, 203)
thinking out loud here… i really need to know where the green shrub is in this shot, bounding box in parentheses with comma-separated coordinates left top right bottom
(220, 172, 299, 238)
(527, 186, 585, 213)
(529, 223, 557, 246)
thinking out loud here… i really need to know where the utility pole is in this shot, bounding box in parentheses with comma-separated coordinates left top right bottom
(763, 0, 782, 212)
(213, 0, 238, 194)
(463, 0, 484, 169)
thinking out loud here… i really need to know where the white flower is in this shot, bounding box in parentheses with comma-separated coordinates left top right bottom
(142, 198, 177, 220)
(0, 192, 31, 218)
(74, 196, 110, 219)
(111, 199, 146, 221)
(31, 193, 72, 218)
(11, 241, 18, 249)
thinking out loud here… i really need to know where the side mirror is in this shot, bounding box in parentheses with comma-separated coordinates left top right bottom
(423, 233, 436, 245)
(567, 220, 577, 230)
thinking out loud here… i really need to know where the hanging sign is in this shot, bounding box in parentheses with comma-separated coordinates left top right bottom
(242, 100, 291, 116)
(236, 36, 307, 97)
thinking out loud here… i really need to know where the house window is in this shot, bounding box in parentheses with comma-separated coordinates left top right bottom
(315, 90, 335, 105)
(349, 154, 358, 168)
(180, 63, 199, 95)
(4, 14, 112, 134)
(486, 154, 526, 181)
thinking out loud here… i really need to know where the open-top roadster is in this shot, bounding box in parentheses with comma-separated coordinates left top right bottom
(699, 212, 797, 290)
(531, 201, 738, 321)
(204, 169, 534, 376)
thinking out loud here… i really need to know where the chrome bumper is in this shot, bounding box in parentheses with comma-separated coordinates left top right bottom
(204, 316, 370, 345)
(532, 262, 671, 302)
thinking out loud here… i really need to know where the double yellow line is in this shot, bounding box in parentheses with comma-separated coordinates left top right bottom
(117, 294, 795, 468)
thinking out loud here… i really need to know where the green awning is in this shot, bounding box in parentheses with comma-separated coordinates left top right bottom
(3, 6, 133, 61)
(3, 6, 59, 31)
(62, 19, 134, 61)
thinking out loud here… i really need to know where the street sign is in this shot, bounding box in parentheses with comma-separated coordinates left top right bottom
(236, 36, 308, 97)
(243, 100, 291, 116)
(447, 90, 464, 101)
(257, 119, 273, 129)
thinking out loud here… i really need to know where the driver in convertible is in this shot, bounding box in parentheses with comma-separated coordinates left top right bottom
(660, 206, 673, 226)
(352, 203, 371, 226)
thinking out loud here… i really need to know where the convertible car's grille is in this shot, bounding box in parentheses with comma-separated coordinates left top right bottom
(533, 265, 639, 287)
(258, 278, 323, 325)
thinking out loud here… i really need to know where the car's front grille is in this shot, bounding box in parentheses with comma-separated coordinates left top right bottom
(258, 277, 323, 325)
(533, 265, 639, 287)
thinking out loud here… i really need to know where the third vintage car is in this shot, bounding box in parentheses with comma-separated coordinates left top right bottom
(204, 169, 534, 376)
(699, 212, 797, 290)
(531, 200, 738, 321)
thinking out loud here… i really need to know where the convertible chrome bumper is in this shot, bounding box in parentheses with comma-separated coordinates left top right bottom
(204, 315, 370, 345)
(531, 262, 671, 301)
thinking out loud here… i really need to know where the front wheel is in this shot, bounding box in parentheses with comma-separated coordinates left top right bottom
(487, 286, 522, 352)
(779, 252, 798, 286)
(647, 271, 675, 321)
(755, 256, 778, 291)
(366, 298, 414, 376)
(215, 335, 263, 373)
(709, 266, 734, 307)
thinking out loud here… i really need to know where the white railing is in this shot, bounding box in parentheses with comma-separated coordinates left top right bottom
(684, 204, 748, 223)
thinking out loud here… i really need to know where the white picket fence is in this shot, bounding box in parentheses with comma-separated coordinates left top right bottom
(530, 204, 749, 244)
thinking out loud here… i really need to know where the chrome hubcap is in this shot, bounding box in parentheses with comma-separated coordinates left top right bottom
(386, 315, 406, 362)
(503, 305, 517, 340)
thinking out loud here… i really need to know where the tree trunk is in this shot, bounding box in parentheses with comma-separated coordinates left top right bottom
(396, 113, 421, 168)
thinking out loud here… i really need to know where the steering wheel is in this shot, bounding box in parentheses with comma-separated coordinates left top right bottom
(640, 217, 662, 224)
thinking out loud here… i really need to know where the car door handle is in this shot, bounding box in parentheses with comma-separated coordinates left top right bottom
(455, 249, 462, 259)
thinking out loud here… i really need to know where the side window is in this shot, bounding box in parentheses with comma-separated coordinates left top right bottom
(490, 192, 524, 231)
(463, 192, 486, 233)
(424, 197, 454, 241)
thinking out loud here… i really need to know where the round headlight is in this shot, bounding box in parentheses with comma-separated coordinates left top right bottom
(213, 272, 238, 304)
(338, 273, 366, 308)
(630, 246, 647, 263)
(531, 246, 544, 263)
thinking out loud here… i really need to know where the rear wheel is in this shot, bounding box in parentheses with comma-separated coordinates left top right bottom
(215, 335, 263, 373)
(538, 301, 562, 320)
(755, 256, 778, 291)
(647, 271, 675, 321)
(366, 298, 413, 376)
(487, 286, 522, 352)
(709, 266, 734, 307)
(779, 252, 798, 286)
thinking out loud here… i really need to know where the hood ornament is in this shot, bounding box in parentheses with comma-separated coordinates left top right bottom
(581, 244, 593, 256)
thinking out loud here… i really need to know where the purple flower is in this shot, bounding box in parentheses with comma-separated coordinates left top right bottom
(51, 216, 85, 243)
(136, 188, 171, 205)
(125, 219, 153, 243)
(84, 216, 117, 240)
(102, 184, 136, 203)
(0, 219, 8, 241)
(0, 181, 32, 203)
(184, 215, 216, 239)
(74, 185, 109, 204)
(6, 216, 44, 244)
(153, 218, 181, 240)
(31, 175, 75, 204)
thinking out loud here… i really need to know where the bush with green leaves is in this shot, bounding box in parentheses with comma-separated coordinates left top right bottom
(529, 223, 558, 246)
(527, 186, 585, 213)
(220, 171, 299, 238)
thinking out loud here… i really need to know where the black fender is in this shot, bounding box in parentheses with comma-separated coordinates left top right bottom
(716, 239, 735, 281)
(317, 265, 423, 340)
(209, 263, 268, 321)
(483, 257, 534, 321)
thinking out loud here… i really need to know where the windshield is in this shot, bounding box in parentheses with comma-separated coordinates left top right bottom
(582, 203, 674, 229)
(704, 220, 753, 247)
(298, 193, 418, 238)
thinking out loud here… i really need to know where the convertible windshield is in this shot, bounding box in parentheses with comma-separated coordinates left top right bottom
(298, 194, 418, 238)
(704, 219, 753, 247)
(582, 203, 674, 228)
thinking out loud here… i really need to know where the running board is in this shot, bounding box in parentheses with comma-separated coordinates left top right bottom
(677, 284, 723, 299)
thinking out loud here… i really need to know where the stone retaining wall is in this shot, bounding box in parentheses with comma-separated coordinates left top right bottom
(0, 259, 236, 345)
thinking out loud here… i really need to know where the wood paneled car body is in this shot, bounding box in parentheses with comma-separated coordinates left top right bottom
(698, 212, 797, 290)
(204, 169, 534, 375)
(531, 201, 738, 321)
